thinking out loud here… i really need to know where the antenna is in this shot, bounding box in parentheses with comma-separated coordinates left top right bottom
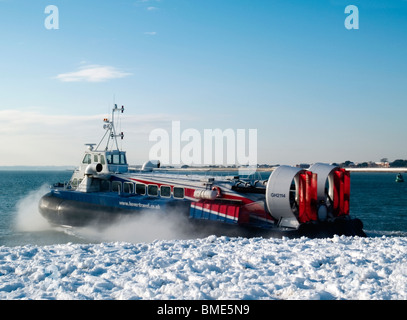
(95, 104, 125, 151)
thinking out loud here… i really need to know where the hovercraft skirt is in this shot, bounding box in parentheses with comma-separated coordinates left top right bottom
(39, 192, 125, 227)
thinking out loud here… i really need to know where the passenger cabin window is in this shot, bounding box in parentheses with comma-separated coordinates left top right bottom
(100, 155, 105, 165)
(100, 180, 110, 191)
(94, 155, 99, 163)
(160, 186, 171, 198)
(82, 154, 91, 164)
(112, 181, 122, 192)
(136, 184, 146, 195)
(173, 187, 184, 199)
(123, 182, 133, 193)
(148, 185, 158, 196)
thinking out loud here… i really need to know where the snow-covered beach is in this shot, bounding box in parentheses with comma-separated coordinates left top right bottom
(1, 235, 406, 300)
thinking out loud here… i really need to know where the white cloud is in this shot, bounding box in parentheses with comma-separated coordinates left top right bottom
(144, 31, 157, 35)
(56, 65, 132, 83)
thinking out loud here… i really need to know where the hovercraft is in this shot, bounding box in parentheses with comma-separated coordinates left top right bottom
(38, 105, 366, 239)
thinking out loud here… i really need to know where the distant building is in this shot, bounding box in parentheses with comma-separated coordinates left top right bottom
(375, 161, 390, 168)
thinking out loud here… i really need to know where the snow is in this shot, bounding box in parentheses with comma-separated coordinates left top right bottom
(1, 235, 407, 300)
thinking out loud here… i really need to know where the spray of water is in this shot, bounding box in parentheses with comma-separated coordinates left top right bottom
(70, 210, 196, 243)
(14, 185, 53, 232)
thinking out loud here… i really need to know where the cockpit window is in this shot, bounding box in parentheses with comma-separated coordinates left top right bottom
(106, 152, 127, 165)
(120, 153, 127, 165)
(113, 154, 120, 164)
(82, 154, 91, 164)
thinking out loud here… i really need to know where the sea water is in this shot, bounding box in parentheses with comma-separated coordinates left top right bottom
(0, 170, 80, 247)
(0, 170, 406, 247)
(350, 172, 407, 236)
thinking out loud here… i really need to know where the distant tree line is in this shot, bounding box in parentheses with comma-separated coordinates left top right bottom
(338, 159, 407, 168)
(389, 159, 407, 168)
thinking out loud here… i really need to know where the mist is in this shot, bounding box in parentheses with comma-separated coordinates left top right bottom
(14, 185, 54, 232)
(67, 210, 199, 244)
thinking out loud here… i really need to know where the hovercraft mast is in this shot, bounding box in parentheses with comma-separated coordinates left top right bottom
(96, 104, 125, 152)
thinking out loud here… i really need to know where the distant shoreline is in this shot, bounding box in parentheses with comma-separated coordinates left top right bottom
(345, 167, 407, 172)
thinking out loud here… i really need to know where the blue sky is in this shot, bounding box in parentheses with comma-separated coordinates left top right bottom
(0, 0, 406, 166)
